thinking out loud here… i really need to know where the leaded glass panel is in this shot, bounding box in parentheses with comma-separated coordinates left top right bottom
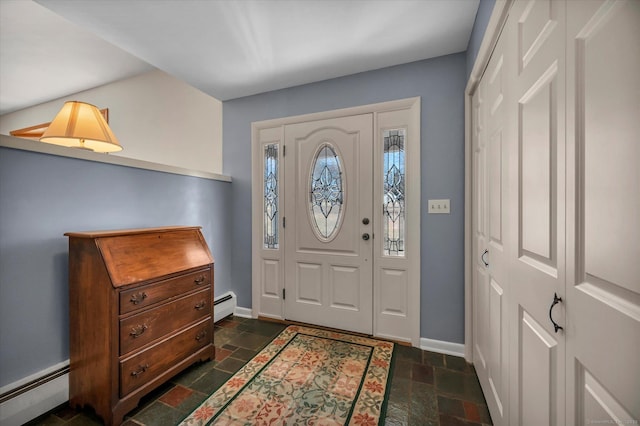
(264, 144, 279, 249)
(309, 143, 344, 240)
(383, 129, 406, 256)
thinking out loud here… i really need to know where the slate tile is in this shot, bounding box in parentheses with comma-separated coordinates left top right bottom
(439, 414, 482, 426)
(26, 414, 66, 426)
(215, 356, 247, 374)
(237, 321, 285, 337)
(64, 412, 103, 426)
(384, 400, 409, 425)
(158, 385, 193, 408)
(174, 390, 209, 415)
(395, 345, 422, 364)
(408, 417, 438, 426)
(51, 404, 79, 421)
(214, 347, 232, 361)
(217, 319, 239, 328)
(228, 332, 272, 350)
(463, 401, 482, 423)
(412, 363, 434, 384)
(132, 401, 184, 426)
(393, 361, 412, 379)
(212, 327, 236, 346)
(463, 374, 486, 404)
(423, 351, 445, 367)
(121, 420, 144, 426)
(445, 354, 470, 372)
(231, 347, 258, 361)
(170, 360, 215, 387)
(438, 395, 466, 418)
(390, 376, 412, 399)
(476, 403, 492, 424)
(435, 368, 467, 397)
(190, 368, 232, 394)
(410, 381, 437, 422)
(384, 417, 408, 426)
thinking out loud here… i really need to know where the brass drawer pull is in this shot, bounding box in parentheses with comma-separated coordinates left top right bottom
(194, 301, 206, 310)
(129, 292, 148, 305)
(196, 330, 207, 341)
(194, 276, 206, 285)
(131, 364, 149, 378)
(129, 324, 148, 338)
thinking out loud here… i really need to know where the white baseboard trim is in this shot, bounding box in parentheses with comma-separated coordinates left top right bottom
(420, 337, 465, 358)
(234, 306, 253, 318)
(0, 361, 69, 426)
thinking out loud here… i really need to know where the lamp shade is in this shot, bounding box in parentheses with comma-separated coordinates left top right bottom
(40, 101, 122, 153)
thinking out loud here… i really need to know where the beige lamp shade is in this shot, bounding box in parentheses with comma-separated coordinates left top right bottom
(40, 101, 122, 153)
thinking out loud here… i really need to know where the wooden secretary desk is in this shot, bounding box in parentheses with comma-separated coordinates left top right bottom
(65, 226, 215, 425)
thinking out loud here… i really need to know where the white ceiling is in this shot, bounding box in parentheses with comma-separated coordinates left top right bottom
(0, 0, 154, 115)
(1, 0, 479, 115)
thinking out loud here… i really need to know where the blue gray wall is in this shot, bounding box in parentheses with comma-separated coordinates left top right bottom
(0, 144, 232, 387)
(223, 53, 467, 343)
(466, 0, 496, 79)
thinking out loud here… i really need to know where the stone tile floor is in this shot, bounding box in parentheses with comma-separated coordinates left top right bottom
(28, 317, 492, 426)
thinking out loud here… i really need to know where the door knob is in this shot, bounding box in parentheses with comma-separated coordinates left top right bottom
(362, 233, 370, 241)
(362, 218, 370, 225)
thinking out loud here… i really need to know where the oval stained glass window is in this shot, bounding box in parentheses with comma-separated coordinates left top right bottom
(309, 143, 344, 240)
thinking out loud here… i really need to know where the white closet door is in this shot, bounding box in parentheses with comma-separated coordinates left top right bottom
(472, 71, 489, 394)
(473, 30, 510, 425)
(507, 0, 567, 424)
(471, 1, 639, 424)
(565, 1, 640, 424)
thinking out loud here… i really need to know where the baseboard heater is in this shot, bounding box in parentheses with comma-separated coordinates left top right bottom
(0, 361, 69, 426)
(214, 291, 237, 322)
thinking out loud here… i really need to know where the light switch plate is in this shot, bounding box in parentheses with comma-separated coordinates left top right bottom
(428, 199, 450, 214)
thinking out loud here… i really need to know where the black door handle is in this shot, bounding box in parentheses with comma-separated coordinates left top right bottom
(549, 292, 563, 333)
(362, 233, 370, 241)
(481, 249, 489, 266)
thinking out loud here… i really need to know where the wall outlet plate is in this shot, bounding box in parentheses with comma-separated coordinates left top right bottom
(428, 199, 450, 214)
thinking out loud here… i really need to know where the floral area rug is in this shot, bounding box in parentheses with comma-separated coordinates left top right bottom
(180, 325, 395, 425)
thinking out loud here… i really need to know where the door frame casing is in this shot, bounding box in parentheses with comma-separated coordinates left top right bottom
(251, 97, 421, 346)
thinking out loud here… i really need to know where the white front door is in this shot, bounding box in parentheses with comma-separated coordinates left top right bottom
(283, 114, 374, 334)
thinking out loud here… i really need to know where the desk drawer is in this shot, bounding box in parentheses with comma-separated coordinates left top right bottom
(119, 318, 211, 397)
(119, 268, 211, 314)
(119, 288, 211, 355)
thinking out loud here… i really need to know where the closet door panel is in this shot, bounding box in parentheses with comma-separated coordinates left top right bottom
(473, 83, 490, 373)
(565, 1, 640, 424)
(508, 1, 566, 425)
(473, 31, 510, 425)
